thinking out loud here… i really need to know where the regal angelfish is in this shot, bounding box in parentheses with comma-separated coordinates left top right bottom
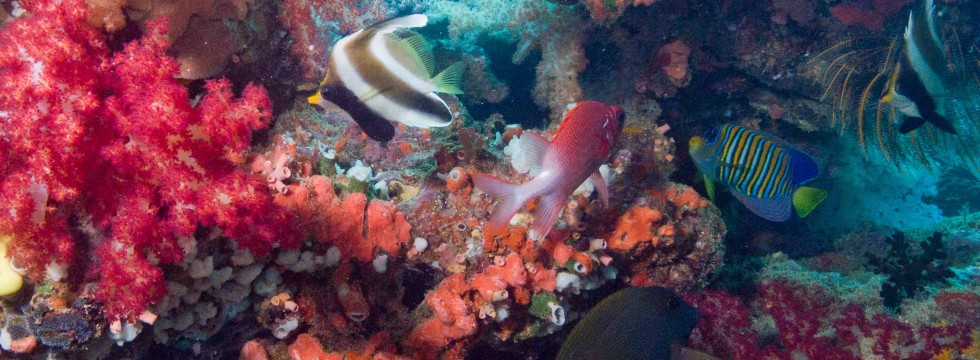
(689, 125, 827, 222)
(308, 15, 464, 142)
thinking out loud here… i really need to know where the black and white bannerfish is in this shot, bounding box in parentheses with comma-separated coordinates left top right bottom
(308, 14, 464, 142)
(881, 0, 956, 134)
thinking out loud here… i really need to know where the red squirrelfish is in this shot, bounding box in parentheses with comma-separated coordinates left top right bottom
(473, 101, 624, 240)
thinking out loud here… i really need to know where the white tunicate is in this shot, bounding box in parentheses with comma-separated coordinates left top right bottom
(413, 237, 428, 253)
(166, 281, 189, 297)
(273, 318, 299, 339)
(372, 254, 389, 273)
(347, 160, 373, 181)
(46, 261, 69, 282)
(289, 251, 316, 272)
(235, 264, 264, 285)
(548, 302, 566, 326)
(504, 136, 532, 174)
(373, 180, 389, 199)
(220, 282, 250, 303)
(252, 268, 282, 297)
(494, 306, 510, 322)
(110, 321, 142, 346)
(188, 256, 214, 279)
(491, 131, 504, 147)
(230, 248, 254, 266)
(556, 272, 581, 293)
(209, 267, 234, 288)
(572, 164, 613, 199)
(182, 289, 202, 304)
(0, 328, 12, 350)
(155, 294, 179, 314)
(572, 177, 595, 198)
(173, 311, 194, 331)
(324, 246, 341, 267)
(275, 250, 300, 267)
(193, 278, 212, 292)
(194, 302, 218, 324)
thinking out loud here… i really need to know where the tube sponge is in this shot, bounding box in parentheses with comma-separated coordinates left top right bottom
(0, 235, 24, 296)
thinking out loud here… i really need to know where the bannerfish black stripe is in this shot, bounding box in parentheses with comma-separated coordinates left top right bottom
(310, 14, 463, 142)
(344, 25, 451, 123)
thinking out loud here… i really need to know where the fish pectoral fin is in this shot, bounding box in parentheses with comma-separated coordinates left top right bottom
(387, 32, 436, 77)
(432, 61, 465, 94)
(792, 186, 827, 218)
(899, 116, 926, 133)
(589, 171, 609, 208)
(358, 86, 391, 103)
(703, 175, 716, 202)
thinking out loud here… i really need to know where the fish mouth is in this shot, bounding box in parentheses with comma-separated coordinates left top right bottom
(689, 136, 705, 149)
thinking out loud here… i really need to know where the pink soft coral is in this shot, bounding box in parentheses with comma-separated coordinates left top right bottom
(685, 281, 973, 360)
(0, 2, 295, 321)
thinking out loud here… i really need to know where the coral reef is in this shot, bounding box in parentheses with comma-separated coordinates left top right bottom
(685, 280, 973, 360)
(1, 0, 978, 358)
(866, 232, 955, 311)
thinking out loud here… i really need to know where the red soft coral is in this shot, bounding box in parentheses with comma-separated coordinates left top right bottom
(0, 4, 294, 321)
(0, 0, 107, 279)
(278, 0, 392, 82)
(686, 281, 973, 360)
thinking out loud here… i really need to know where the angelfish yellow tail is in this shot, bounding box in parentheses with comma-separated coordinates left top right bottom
(792, 186, 828, 218)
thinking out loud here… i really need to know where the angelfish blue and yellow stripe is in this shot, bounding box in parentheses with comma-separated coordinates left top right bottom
(689, 125, 828, 221)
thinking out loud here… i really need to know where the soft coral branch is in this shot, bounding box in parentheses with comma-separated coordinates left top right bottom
(0, 2, 296, 321)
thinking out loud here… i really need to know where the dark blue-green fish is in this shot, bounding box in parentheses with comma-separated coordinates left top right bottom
(557, 286, 715, 360)
(881, 0, 956, 134)
(689, 124, 827, 222)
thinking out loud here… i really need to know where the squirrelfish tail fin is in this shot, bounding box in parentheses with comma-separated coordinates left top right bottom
(473, 174, 527, 238)
(792, 186, 828, 218)
(432, 61, 465, 94)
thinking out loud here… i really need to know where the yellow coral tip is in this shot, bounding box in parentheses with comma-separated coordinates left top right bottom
(0, 235, 24, 296)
